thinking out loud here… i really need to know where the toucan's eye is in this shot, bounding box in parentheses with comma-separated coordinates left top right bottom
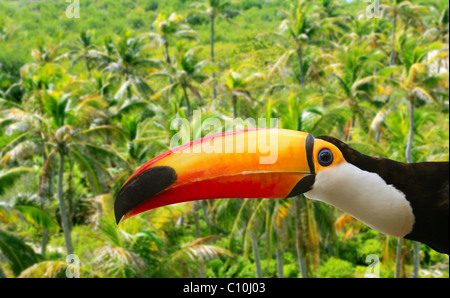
(318, 149, 333, 167)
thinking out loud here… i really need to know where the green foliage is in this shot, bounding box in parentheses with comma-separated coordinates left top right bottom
(0, 0, 448, 278)
(318, 257, 355, 278)
(0, 230, 40, 276)
(18, 261, 76, 278)
(0, 167, 33, 196)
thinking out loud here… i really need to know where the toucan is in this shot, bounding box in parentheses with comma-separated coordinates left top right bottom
(114, 129, 449, 254)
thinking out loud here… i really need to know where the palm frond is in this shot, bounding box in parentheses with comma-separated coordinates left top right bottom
(413, 86, 439, 106)
(176, 236, 233, 263)
(93, 244, 145, 278)
(0, 167, 33, 196)
(18, 261, 73, 278)
(14, 205, 59, 232)
(0, 230, 39, 277)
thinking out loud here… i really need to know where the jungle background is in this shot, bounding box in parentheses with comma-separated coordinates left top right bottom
(0, 0, 448, 278)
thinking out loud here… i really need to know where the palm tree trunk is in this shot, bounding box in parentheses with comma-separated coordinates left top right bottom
(395, 98, 417, 278)
(394, 97, 417, 280)
(58, 148, 74, 256)
(85, 58, 91, 77)
(412, 241, 420, 278)
(395, 237, 403, 278)
(193, 201, 206, 278)
(296, 45, 305, 86)
(39, 154, 50, 257)
(67, 157, 75, 232)
(210, 15, 217, 104)
(200, 200, 212, 234)
(293, 196, 308, 278)
(406, 98, 421, 278)
(275, 228, 284, 278)
(386, 9, 397, 104)
(40, 218, 49, 257)
(0, 265, 6, 278)
(250, 230, 263, 278)
(181, 85, 192, 122)
(232, 95, 237, 118)
(186, 99, 205, 277)
(405, 97, 414, 164)
(164, 38, 173, 85)
(39, 191, 49, 256)
(184, 99, 206, 277)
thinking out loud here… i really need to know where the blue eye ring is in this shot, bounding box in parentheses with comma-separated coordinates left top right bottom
(318, 149, 333, 167)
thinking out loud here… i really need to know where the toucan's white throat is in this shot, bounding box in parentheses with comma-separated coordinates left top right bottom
(305, 162, 415, 238)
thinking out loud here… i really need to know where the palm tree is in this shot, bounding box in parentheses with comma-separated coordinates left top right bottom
(144, 13, 198, 70)
(190, 0, 241, 104)
(0, 230, 40, 277)
(2, 54, 72, 256)
(381, 0, 424, 65)
(92, 216, 147, 277)
(103, 31, 160, 101)
(171, 236, 232, 277)
(228, 198, 264, 277)
(340, 13, 388, 47)
(399, 40, 447, 279)
(151, 45, 212, 121)
(1, 98, 58, 256)
(270, 200, 289, 278)
(372, 95, 449, 277)
(0, 167, 32, 196)
(2, 84, 124, 256)
(325, 42, 383, 140)
(291, 196, 309, 277)
(378, 33, 448, 277)
(30, 43, 68, 66)
(381, 0, 430, 103)
(426, 0, 449, 43)
(68, 30, 101, 76)
(389, 34, 447, 161)
(220, 69, 265, 118)
(271, 0, 332, 86)
(0, 168, 57, 243)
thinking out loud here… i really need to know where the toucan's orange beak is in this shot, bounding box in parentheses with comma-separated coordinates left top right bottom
(114, 128, 317, 224)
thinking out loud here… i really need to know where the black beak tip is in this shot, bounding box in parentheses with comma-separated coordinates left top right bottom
(113, 166, 178, 225)
(114, 204, 124, 225)
(286, 174, 316, 198)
